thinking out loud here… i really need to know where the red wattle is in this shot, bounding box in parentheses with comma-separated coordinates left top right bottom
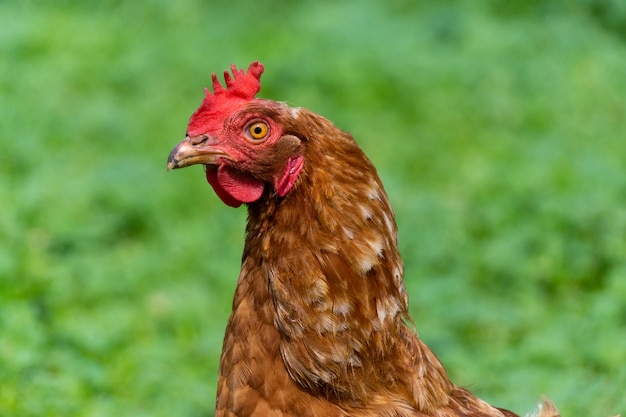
(205, 165, 265, 208)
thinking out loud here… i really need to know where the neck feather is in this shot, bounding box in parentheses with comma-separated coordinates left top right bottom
(225, 110, 452, 409)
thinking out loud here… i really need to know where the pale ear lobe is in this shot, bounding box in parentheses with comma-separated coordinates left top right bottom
(275, 155, 304, 197)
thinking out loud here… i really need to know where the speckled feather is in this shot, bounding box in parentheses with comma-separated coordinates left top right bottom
(208, 103, 557, 417)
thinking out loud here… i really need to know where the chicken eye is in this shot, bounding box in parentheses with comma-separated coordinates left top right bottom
(247, 122, 269, 140)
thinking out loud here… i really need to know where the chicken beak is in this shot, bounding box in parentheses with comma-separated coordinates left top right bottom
(166, 135, 226, 171)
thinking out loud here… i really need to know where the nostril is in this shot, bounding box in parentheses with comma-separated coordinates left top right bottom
(189, 134, 209, 145)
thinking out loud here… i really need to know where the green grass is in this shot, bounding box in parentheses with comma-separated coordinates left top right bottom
(1, 1, 625, 416)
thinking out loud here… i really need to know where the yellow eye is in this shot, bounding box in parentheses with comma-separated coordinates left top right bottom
(247, 122, 269, 140)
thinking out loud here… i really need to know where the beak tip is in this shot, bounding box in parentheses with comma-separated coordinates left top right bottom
(167, 146, 180, 171)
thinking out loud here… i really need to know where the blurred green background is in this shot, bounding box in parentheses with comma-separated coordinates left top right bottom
(1, 0, 625, 416)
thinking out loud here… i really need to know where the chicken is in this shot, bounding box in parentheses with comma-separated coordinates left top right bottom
(166, 62, 560, 417)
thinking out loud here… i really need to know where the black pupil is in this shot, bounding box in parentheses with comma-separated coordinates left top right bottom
(254, 125, 263, 135)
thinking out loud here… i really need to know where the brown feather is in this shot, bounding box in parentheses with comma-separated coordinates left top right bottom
(209, 104, 533, 416)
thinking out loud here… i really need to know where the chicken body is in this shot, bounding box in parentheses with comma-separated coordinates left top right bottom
(167, 63, 560, 417)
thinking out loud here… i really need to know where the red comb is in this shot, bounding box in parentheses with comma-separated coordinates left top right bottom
(187, 62, 264, 137)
